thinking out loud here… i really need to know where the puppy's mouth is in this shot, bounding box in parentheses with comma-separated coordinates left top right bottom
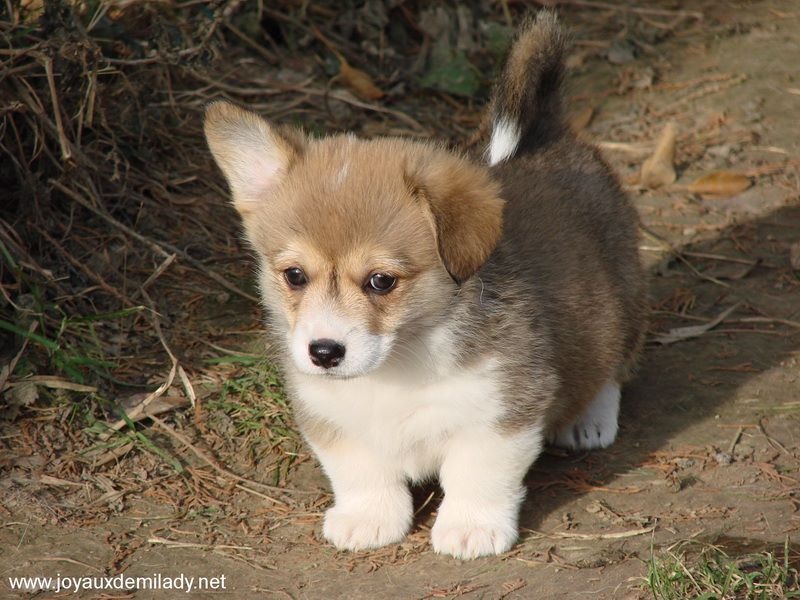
(298, 355, 385, 379)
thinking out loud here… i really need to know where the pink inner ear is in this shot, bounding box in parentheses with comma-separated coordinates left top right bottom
(252, 156, 283, 194)
(235, 145, 287, 204)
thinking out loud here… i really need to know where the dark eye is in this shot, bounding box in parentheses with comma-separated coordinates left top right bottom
(366, 273, 397, 294)
(284, 267, 307, 288)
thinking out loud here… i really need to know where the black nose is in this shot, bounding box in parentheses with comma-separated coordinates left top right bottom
(308, 339, 346, 369)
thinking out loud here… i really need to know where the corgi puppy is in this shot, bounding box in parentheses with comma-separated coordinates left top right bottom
(204, 11, 647, 559)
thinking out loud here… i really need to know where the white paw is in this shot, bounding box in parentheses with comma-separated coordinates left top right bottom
(431, 512, 517, 559)
(323, 506, 410, 551)
(548, 380, 620, 451)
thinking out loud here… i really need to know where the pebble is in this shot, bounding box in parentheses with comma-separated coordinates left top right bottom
(608, 39, 636, 64)
(712, 451, 733, 466)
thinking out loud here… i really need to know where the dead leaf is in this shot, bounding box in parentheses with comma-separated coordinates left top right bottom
(652, 303, 740, 345)
(99, 395, 190, 440)
(12, 381, 39, 404)
(705, 259, 760, 281)
(13, 375, 97, 392)
(686, 170, 751, 198)
(312, 25, 384, 102)
(790, 241, 800, 270)
(640, 122, 677, 188)
(569, 105, 594, 131)
(39, 475, 83, 487)
(338, 59, 385, 101)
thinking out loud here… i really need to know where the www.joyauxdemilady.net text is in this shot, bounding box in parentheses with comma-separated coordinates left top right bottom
(7, 573, 227, 594)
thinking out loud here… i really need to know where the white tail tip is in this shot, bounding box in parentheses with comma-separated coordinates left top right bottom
(488, 116, 521, 166)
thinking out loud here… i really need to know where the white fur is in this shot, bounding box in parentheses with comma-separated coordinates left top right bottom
(547, 380, 620, 450)
(292, 324, 545, 557)
(294, 349, 504, 480)
(315, 435, 413, 551)
(488, 116, 521, 166)
(288, 300, 393, 378)
(431, 424, 543, 559)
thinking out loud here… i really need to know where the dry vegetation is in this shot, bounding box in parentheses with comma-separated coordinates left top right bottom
(2, 1, 800, 598)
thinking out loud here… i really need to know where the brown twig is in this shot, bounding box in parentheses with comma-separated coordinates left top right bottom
(48, 179, 259, 303)
(641, 225, 730, 288)
(35, 225, 137, 307)
(41, 55, 71, 161)
(0, 321, 36, 393)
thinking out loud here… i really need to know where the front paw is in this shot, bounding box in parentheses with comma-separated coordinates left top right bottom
(323, 505, 410, 551)
(431, 509, 518, 559)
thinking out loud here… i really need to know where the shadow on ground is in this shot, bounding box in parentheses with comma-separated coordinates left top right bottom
(518, 203, 800, 539)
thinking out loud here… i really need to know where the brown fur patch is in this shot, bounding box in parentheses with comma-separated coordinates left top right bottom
(405, 149, 505, 282)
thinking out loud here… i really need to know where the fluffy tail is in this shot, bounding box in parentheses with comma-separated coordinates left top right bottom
(487, 11, 567, 166)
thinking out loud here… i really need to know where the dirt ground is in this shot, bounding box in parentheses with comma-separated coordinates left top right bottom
(2, 1, 800, 598)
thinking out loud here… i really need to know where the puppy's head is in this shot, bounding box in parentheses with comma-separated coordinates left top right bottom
(204, 101, 504, 377)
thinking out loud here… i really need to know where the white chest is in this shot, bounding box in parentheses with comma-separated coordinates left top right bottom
(290, 358, 503, 480)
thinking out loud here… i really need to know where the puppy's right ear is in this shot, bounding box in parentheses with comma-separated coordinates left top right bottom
(203, 101, 304, 215)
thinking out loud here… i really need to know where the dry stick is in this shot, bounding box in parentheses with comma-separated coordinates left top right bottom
(41, 55, 71, 161)
(651, 75, 747, 118)
(413, 490, 437, 517)
(99, 361, 177, 441)
(556, 0, 703, 19)
(141, 266, 197, 409)
(758, 418, 800, 463)
(89, 442, 136, 469)
(735, 316, 800, 329)
(224, 21, 278, 64)
(681, 251, 777, 269)
(525, 525, 656, 540)
(0, 321, 36, 393)
(147, 536, 254, 551)
(641, 225, 730, 288)
(11, 375, 97, 392)
(49, 179, 259, 303)
(30, 557, 102, 573)
(141, 253, 176, 291)
(36, 226, 137, 307)
(99, 288, 178, 440)
(727, 426, 744, 454)
(177, 365, 197, 410)
(322, 89, 424, 132)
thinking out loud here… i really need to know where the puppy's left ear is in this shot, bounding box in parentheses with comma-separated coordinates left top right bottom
(408, 150, 505, 282)
(204, 101, 305, 215)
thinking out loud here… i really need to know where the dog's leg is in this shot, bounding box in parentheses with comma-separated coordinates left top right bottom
(312, 435, 412, 551)
(431, 424, 543, 559)
(547, 380, 620, 450)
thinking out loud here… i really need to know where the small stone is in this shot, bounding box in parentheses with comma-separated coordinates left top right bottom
(789, 241, 800, 270)
(632, 67, 655, 89)
(713, 451, 733, 466)
(608, 40, 636, 64)
(586, 501, 603, 514)
(706, 144, 732, 159)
